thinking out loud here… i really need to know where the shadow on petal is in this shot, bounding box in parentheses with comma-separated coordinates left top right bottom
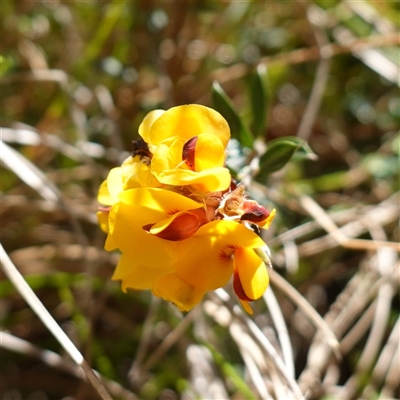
(152, 273, 206, 311)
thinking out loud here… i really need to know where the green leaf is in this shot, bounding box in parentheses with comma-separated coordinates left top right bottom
(257, 136, 305, 180)
(250, 64, 270, 138)
(212, 81, 254, 148)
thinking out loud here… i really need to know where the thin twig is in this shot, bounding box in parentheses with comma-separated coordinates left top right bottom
(128, 296, 161, 385)
(260, 264, 339, 355)
(0, 244, 113, 400)
(263, 287, 295, 380)
(339, 300, 376, 356)
(342, 219, 398, 398)
(370, 317, 400, 388)
(209, 33, 400, 85)
(296, 5, 331, 141)
(342, 283, 395, 398)
(229, 322, 271, 399)
(210, 290, 304, 399)
(1, 331, 138, 399)
(233, 305, 304, 399)
(298, 194, 400, 252)
(0, 68, 69, 85)
(139, 305, 201, 375)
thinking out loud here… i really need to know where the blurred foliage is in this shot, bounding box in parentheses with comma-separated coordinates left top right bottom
(1, 0, 399, 399)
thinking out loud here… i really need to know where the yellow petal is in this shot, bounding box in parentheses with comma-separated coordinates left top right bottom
(234, 247, 269, 300)
(262, 208, 276, 229)
(138, 109, 166, 145)
(107, 167, 125, 201)
(149, 105, 230, 147)
(118, 187, 203, 213)
(150, 134, 230, 192)
(145, 209, 208, 241)
(196, 219, 267, 249)
(120, 156, 144, 189)
(155, 167, 232, 192)
(107, 188, 203, 264)
(105, 234, 118, 251)
(97, 209, 118, 251)
(152, 273, 206, 311)
(172, 220, 266, 292)
(97, 179, 115, 206)
(108, 205, 175, 266)
(112, 253, 173, 291)
(239, 299, 253, 315)
(194, 133, 225, 171)
(97, 210, 109, 233)
(151, 136, 186, 177)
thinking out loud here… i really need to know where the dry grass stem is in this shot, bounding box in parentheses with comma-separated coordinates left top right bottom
(263, 287, 295, 380)
(268, 269, 339, 353)
(128, 296, 161, 385)
(139, 305, 201, 376)
(0, 245, 113, 400)
(229, 322, 270, 399)
(0, 331, 138, 399)
(208, 32, 400, 87)
(299, 194, 400, 253)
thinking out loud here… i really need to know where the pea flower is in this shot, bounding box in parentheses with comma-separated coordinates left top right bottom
(104, 188, 207, 288)
(152, 219, 270, 313)
(97, 104, 276, 313)
(139, 104, 232, 193)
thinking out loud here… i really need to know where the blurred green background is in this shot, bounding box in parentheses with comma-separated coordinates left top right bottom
(1, 1, 399, 399)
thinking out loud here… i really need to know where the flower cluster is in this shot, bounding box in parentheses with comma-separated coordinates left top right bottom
(97, 105, 275, 313)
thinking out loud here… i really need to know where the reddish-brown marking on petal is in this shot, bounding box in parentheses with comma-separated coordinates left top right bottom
(218, 244, 239, 262)
(240, 201, 270, 224)
(98, 206, 111, 213)
(143, 209, 208, 241)
(142, 223, 155, 232)
(218, 249, 233, 262)
(226, 244, 240, 251)
(167, 209, 181, 216)
(233, 270, 254, 301)
(182, 136, 198, 170)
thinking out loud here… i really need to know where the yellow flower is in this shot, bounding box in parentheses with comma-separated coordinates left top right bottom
(105, 187, 270, 313)
(106, 188, 207, 290)
(152, 220, 269, 313)
(97, 104, 276, 314)
(139, 104, 230, 149)
(139, 104, 232, 192)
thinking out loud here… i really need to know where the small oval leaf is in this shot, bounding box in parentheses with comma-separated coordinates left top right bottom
(257, 137, 303, 180)
(212, 81, 254, 148)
